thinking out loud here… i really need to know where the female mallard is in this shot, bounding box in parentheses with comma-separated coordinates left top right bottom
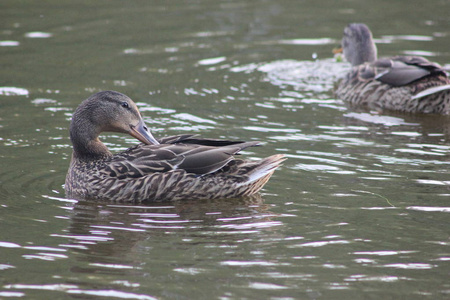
(336, 23, 450, 114)
(65, 91, 285, 202)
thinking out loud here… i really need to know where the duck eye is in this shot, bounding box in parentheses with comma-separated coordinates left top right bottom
(121, 102, 129, 109)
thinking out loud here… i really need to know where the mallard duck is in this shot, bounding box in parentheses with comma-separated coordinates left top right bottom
(335, 23, 450, 114)
(65, 91, 285, 202)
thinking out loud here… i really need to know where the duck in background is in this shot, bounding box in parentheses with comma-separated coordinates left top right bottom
(335, 23, 450, 114)
(65, 91, 285, 202)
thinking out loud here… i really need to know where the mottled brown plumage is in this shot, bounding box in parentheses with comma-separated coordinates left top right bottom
(336, 23, 450, 114)
(65, 91, 285, 202)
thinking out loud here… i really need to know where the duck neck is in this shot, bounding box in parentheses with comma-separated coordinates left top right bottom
(357, 41, 377, 66)
(69, 113, 112, 161)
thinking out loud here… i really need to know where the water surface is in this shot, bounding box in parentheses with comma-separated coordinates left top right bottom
(1, 0, 449, 299)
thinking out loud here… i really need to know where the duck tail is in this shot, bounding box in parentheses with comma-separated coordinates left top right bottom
(237, 154, 285, 195)
(235, 154, 285, 195)
(412, 84, 450, 100)
(247, 154, 286, 183)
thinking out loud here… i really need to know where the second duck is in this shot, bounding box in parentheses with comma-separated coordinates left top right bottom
(336, 23, 450, 114)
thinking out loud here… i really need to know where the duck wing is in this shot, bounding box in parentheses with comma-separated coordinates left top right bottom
(369, 56, 447, 87)
(158, 134, 246, 146)
(107, 141, 260, 179)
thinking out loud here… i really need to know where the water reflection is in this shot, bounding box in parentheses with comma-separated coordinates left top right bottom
(57, 195, 279, 265)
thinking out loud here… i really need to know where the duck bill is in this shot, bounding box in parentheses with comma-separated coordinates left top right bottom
(130, 119, 160, 145)
(332, 47, 343, 54)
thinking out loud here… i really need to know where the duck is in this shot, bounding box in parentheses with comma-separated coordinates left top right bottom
(335, 23, 450, 114)
(65, 91, 285, 202)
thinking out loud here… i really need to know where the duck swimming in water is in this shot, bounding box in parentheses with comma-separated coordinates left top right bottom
(65, 91, 285, 202)
(336, 23, 450, 114)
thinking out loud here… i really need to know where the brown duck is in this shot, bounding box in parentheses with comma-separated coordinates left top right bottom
(336, 23, 450, 114)
(65, 91, 285, 202)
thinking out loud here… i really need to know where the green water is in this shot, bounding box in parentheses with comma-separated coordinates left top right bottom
(1, 0, 449, 299)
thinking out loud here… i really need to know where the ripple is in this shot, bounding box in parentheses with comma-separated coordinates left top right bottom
(0, 264, 15, 270)
(344, 112, 419, 126)
(173, 113, 217, 124)
(89, 225, 146, 232)
(258, 59, 348, 93)
(173, 267, 205, 275)
(24, 31, 52, 38)
(0, 241, 70, 264)
(368, 153, 450, 166)
(231, 58, 350, 95)
(22, 246, 66, 252)
(0, 241, 21, 248)
(249, 282, 288, 290)
(289, 153, 356, 167)
(0, 155, 66, 200)
(220, 261, 284, 267)
(0, 87, 29, 96)
(0, 291, 24, 297)
(289, 240, 350, 248)
(31, 98, 58, 105)
(43, 195, 77, 203)
(323, 264, 347, 269)
(67, 289, 156, 300)
(4, 284, 77, 291)
(352, 250, 416, 256)
(22, 253, 68, 261)
(46, 196, 274, 257)
(294, 164, 351, 173)
(218, 220, 283, 230)
(382, 263, 434, 270)
(276, 38, 336, 45)
(137, 104, 176, 114)
(51, 234, 114, 242)
(406, 206, 450, 212)
(197, 56, 226, 65)
(379, 35, 434, 42)
(0, 40, 19, 46)
(395, 148, 445, 155)
(192, 31, 230, 38)
(402, 50, 438, 57)
(243, 126, 300, 133)
(5, 283, 156, 300)
(89, 263, 137, 269)
(345, 275, 409, 282)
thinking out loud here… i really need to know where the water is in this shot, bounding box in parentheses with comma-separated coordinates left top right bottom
(1, 0, 449, 299)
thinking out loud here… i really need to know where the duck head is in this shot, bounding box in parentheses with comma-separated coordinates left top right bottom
(70, 91, 159, 159)
(341, 23, 378, 66)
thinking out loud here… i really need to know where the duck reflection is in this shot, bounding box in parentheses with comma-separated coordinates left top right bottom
(63, 195, 278, 273)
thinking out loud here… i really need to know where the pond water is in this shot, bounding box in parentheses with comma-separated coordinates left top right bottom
(1, 0, 449, 299)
